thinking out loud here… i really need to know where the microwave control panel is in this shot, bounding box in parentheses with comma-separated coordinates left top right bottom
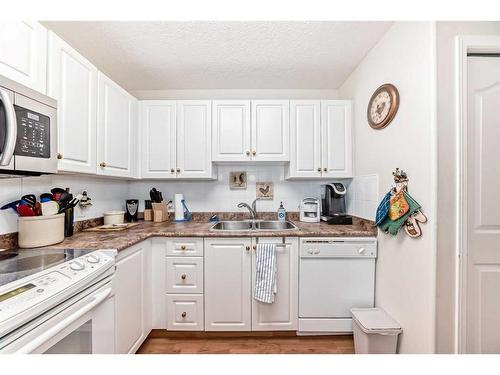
(14, 105, 50, 158)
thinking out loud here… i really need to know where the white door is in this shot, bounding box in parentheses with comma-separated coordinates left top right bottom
(0, 21, 47, 93)
(288, 100, 322, 178)
(321, 100, 352, 177)
(465, 56, 500, 353)
(141, 101, 177, 179)
(251, 100, 290, 161)
(176, 100, 213, 178)
(97, 72, 136, 178)
(115, 245, 145, 354)
(212, 100, 251, 162)
(204, 238, 252, 331)
(252, 238, 298, 331)
(47, 32, 97, 174)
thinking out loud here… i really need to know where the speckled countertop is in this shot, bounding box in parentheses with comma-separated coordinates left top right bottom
(44, 216, 376, 252)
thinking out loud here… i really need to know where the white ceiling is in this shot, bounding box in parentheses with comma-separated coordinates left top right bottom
(43, 21, 392, 90)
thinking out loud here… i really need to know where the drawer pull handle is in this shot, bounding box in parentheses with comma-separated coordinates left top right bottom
(181, 274, 187, 280)
(181, 312, 187, 318)
(180, 245, 186, 250)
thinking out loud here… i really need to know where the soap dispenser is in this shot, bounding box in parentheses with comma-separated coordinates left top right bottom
(277, 202, 286, 221)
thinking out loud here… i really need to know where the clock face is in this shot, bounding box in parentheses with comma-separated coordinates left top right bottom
(367, 84, 399, 129)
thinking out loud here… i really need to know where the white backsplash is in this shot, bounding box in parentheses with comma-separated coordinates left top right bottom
(346, 174, 379, 221)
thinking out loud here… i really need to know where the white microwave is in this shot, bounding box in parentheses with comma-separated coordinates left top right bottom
(0, 74, 57, 176)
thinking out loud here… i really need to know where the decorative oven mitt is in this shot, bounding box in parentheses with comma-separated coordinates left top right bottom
(378, 191, 421, 235)
(388, 191, 409, 220)
(375, 191, 391, 226)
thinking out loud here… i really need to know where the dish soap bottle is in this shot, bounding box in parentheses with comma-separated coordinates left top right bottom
(277, 202, 286, 222)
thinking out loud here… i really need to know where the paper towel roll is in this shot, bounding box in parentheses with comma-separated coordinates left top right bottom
(174, 194, 184, 221)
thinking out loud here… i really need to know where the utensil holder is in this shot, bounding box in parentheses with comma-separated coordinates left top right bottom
(18, 213, 65, 248)
(152, 202, 169, 222)
(144, 209, 153, 221)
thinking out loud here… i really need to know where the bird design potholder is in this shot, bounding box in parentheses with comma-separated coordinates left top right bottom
(388, 190, 410, 220)
(379, 191, 421, 235)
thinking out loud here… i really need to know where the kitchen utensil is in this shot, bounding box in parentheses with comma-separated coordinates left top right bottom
(150, 188, 163, 203)
(21, 194, 37, 208)
(50, 188, 66, 201)
(125, 199, 139, 222)
(17, 204, 36, 217)
(41, 200, 60, 216)
(40, 193, 53, 202)
(64, 207, 74, 237)
(33, 202, 43, 216)
(1, 200, 21, 214)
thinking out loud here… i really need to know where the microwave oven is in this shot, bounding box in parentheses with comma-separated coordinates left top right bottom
(0, 75, 57, 176)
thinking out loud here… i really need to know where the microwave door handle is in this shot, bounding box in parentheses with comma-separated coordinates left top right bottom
(14, 287, 112, 354)
(0, 89, 17, 166)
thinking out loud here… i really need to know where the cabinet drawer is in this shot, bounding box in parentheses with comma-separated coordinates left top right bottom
(166, 257, 204, 294)
(166, 238, 203, 257)
(166, 294, 204, 331)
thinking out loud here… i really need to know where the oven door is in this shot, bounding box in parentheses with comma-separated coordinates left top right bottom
(2, 280, 115, 354)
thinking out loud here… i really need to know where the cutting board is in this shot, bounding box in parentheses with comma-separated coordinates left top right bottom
(83, 223, 140, 232)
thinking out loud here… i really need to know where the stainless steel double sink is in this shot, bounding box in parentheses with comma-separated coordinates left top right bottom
(209, 220, 298, 232)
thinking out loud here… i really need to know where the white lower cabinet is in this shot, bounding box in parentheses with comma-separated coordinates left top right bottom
(204, 237, 298, 331)
(114, 240, 151, 354)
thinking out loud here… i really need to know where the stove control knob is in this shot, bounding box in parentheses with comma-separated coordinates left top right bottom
(70, 261, 85, 271)
(358, 248, 366, 255)
(86, 254, 100, 264)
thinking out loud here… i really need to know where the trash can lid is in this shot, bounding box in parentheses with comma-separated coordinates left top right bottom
(351, 308, 402, 334)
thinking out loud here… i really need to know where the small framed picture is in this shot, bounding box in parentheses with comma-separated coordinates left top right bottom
(256, 182, 274, 200)
(229, 171, 247, 189)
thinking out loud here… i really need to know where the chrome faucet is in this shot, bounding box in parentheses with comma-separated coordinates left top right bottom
(237, 199, 259, 220)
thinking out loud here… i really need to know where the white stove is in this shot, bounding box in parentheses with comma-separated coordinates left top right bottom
(0, 248, 117, 354)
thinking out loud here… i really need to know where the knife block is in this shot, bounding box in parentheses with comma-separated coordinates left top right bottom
(152, 202, 169, 222)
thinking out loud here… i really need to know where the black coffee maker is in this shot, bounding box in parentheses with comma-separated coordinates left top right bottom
(320, 183, 353, 225)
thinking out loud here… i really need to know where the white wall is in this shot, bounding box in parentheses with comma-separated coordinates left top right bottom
(129, 165, 326, 215)
(339, 22, 437, 353)
(0, 175, 130, 235)
(435, 21, 500, 354)
(130, 89, 338, 100)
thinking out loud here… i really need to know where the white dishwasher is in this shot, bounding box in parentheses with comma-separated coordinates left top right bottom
(298, 237, 377, 334)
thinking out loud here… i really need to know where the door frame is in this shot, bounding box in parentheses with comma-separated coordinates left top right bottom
(456, 35, 500, 353)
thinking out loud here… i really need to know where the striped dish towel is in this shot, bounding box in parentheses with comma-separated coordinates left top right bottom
(254, 243, 277, 304)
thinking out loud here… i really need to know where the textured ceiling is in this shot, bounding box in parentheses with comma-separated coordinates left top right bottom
(42, 21, 392, 90)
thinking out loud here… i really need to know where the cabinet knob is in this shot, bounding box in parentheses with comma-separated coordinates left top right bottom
(246, 151, 250, 156)
(252, 151, 256, 156)
(181, 312, 187, 318)
(181, 274, 187, 280)
(177, 168, 181, 173)
(170, 168, 175, 173)
(323, 167, 327, 172)
(57, 153, 63, 160)
(180, 245, 186, 250)
(246, 246, 250, 251)
(252, 245, 256, 251)
(317, 167, 321, 172)
(99, 162, 107, 168)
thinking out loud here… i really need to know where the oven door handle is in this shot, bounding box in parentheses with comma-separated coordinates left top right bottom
(15, 287, 112, 354)
(0, 89, 17, 166)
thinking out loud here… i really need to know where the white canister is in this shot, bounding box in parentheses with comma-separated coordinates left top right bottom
(103, 211, 125, 225)
(18, 213, 65, 248)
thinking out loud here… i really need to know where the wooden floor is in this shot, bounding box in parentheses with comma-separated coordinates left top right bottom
(137, 331, 354, 354)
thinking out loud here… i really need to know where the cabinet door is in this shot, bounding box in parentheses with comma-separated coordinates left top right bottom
(252, 238, 298, 331)
(0, 21, 47, 93)
(141, 101, 176, 178)
(97, 72, 137, 177)
(251, 100, 289, 161)
(176, 100, 213, 178)
(115, 245, 145, 354)
(321, 100, 353, 177)
(212, 100, 251, 162)
(204, 238, 252, 331)
(288, 100, 322, 178)
(47, 32, 97, 174)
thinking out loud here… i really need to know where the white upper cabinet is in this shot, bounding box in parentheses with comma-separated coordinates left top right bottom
(47, 31, 97, 174)
(176, 100, 213, 179)
(212, 100, 251, 162)
(0, 21, 47, 93)
(97, 72, 138, 178)
(141, 101, 177, 179)
(251, 100, 290, 161)
(287, 100, 352, 179)
(321, 100, 352, 177)
(288, 100, 322, 178)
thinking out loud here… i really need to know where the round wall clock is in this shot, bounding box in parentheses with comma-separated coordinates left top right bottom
(367, 83, 400, 129)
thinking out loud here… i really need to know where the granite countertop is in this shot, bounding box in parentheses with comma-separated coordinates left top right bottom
(44, 217, 377, 252)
